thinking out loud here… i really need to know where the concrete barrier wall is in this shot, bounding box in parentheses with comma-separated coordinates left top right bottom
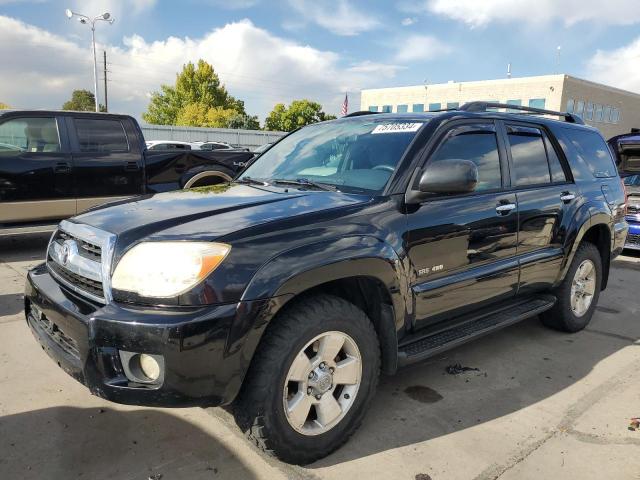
(140, 124, 286, 149)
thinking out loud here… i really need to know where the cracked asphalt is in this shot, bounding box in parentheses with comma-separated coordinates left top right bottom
(1, 232, 639, 480)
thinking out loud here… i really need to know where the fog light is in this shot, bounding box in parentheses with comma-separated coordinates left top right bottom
(139, 354, 161, 381)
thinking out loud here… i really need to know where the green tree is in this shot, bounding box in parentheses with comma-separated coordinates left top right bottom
(264, 100, 336, 132)
(143, 60, 258, 129)
(0, 102, 10, 110)
(62, 89, 105, 112)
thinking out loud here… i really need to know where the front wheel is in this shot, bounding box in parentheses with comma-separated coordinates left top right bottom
(541, 242, 602, 332)
(233, 294, 380, 464)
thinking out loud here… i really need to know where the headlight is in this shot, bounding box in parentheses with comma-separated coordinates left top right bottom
(111, 242, 230, 298)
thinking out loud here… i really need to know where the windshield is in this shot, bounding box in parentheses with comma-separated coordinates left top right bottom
(239, 118, 425, 193)
(624, 174, 640, 186)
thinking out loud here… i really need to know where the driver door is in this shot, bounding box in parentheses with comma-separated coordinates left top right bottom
(405, 121, 519, 330)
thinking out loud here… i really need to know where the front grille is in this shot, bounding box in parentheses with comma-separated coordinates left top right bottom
(627, 233, 640, 247)
(49, 261, 104, 298)
(47, 223, 111, 303)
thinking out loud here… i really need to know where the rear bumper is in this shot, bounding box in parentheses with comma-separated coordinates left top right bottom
(25, 263, 274, 407)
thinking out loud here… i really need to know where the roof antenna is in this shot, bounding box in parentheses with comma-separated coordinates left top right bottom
(507, 63, 512, 79)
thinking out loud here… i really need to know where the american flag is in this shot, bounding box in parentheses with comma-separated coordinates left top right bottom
(341, 93, 348, 116)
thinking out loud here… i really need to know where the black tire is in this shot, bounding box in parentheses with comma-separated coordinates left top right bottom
(541, 242, 602, 332)
(232, 294, 380, 465)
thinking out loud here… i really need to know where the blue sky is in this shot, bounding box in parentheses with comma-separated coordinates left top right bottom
(1, 0, 639, 121)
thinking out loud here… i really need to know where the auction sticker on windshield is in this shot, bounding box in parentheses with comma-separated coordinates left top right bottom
(371, 123, 423, 134)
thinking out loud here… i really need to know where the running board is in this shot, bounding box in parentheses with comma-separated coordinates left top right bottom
(398, 295, 556, 366)
(0, 223, 58, 236)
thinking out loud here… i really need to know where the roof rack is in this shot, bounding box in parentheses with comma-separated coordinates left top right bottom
(459, 102, 584, 124)
(343, 111, 379, 118)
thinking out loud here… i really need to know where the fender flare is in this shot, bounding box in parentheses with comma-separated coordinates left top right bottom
(182, 169, 234, 188)
(230, 236, 408, 378)
(557, 204, 612, 286)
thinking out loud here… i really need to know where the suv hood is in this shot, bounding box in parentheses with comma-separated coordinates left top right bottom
(74, 183, 370, 241)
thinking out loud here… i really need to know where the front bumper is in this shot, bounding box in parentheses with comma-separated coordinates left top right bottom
(25, 263, 272, 407)
(624, 216, 640, 251)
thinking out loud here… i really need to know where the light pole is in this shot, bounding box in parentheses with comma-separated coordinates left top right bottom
(65, 9, 115, 112)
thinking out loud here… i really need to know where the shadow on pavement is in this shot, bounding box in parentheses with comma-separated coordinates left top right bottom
(0, 293, 23, 316)
(0, 407, 257, 480)
(0, 233, 50, 263)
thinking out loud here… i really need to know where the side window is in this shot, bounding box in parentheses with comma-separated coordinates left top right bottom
(74, 118, 129, 152)
(543, 134, 567, 183)
(429, 123, 502, 192)
(0, 117, 60, 153)
(560, 127, 616, 178)
(507, 125, 551, 187)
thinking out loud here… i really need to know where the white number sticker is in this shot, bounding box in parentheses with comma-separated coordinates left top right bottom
(371, 123, 423, 134)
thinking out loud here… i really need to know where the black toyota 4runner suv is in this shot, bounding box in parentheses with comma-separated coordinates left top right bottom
(25, 103, 628, 464)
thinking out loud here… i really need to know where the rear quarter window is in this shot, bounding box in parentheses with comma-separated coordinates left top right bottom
(560, 128, 616, 178)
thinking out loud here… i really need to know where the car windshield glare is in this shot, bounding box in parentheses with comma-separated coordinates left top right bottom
(239, 119, 426, 193)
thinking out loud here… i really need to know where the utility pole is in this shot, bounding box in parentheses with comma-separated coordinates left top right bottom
(103, 50, 108, 112)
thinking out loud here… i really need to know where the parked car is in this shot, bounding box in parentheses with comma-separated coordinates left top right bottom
(145, 140, 200, 150)
(622, 174, 640, 250)
(0, 110, 254, 235)
(25, 102, 627, 464)
(197, 141, 234, 151)
(608, 131, 640, 250)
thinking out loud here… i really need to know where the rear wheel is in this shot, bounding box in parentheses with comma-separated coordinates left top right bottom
(233, 294, 380, 465)
(541, 242, 602, 332)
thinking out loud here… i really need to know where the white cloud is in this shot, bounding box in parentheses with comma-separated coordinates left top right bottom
(394, 34, 451, 62)
(587, 36, 640, 94)
(401, 17, 416, 26)
(287, 0, 380, 36)
(422, 0, 640, 28)
(0, 16, 401, 119)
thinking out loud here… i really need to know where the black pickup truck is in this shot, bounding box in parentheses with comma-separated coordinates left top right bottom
(0, 110, 253, 235)
(24, 103, 628, 464)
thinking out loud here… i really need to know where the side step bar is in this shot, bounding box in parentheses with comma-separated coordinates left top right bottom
(0, 223, 58, 236)
(398, 295, 556, 366)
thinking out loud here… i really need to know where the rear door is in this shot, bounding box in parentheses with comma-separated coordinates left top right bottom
(501, 122, 577, 293)
(407, 120, 519, 329)
(0, 115, 74, 224)
(67, 115, 144, 213)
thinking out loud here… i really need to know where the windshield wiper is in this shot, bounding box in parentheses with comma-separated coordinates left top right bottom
(235, 176, 269, 186)
(272, 178, 339, 192)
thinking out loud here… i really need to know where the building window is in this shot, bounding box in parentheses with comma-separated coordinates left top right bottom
(594, 104, 604, 122)
(603, 105, 612, 123)
(446, 102, 459, 109)
(397, 104, 408, 113)
(611, 108, 621, 124)
(368, 105, 378, 112)
(566, 99, 574, 113)
(585, 102, 594, 121)
(506, 99, 522, 112)
(575, 100, 585, 117)
(412, 104, 424, 112)
(528, 98, 546, 109)
(382, 105, 392, 113)
(428, 103, 441, 112)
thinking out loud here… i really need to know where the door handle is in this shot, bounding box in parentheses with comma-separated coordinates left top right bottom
(54, 162, 71, 173)
(560, 192, 576, 203)
(496, 203, 516, 215)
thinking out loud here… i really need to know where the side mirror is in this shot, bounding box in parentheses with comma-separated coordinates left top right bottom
(407, 159, 478, 203)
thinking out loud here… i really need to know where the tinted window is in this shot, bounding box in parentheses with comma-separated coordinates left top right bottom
(566, 99, 574, 113)
(529, 98, 546, 109)
(585, 102, 594, 121)
(74, 119, 128, 152)
(562, 128, 616, 178)
(446, 102, 459, 109)
(412, 104, 424, 113)
(544, 135, 567, 183)
(382, 105, 392, 113)
(508, 125, 551, 186)
(397, 105, 408, 113)
(428, 103, 441, 112)
(0, 117, 60, 153)
(368, 106, 378, 112)
(429, 123, 502, 192)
